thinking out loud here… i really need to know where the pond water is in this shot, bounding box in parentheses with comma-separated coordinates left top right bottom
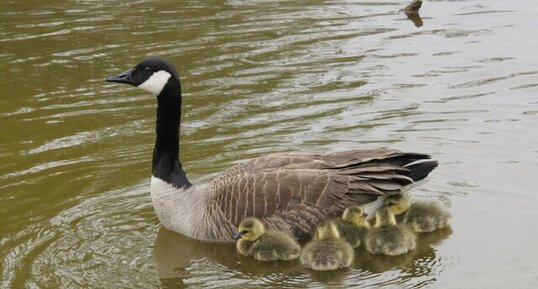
(1, 0, 537, 288)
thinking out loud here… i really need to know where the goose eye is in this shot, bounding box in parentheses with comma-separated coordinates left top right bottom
(145, 66, 150, 71)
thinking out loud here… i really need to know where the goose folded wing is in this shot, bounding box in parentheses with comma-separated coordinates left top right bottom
(213, 166, 414, 239)
(223, 148, 431, 173)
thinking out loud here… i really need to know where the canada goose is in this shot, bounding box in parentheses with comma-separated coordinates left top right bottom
(365, 207, 416, 256)
(234, 218, 300, 261)
(300, 223, 354, 271)
(333, 206, 370, 248)
(105, 57, 438, 241)
(385, 194, 451, 232)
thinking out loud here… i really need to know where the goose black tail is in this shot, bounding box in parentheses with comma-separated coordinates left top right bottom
(403, 159, 438, 182)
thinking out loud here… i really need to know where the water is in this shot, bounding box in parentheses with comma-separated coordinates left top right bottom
(1, 0, 537, 288)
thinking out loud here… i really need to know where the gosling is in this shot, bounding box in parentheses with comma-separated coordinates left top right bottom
(365, 207, 416, 256)
(300, 222, 354, 271)
(235, 218, 300, 261)
(384, 194, 451, 233)
(333, 206, 370, 248)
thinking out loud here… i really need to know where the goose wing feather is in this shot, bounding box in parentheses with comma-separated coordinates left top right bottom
(223, 148, 428, 172)
(210, 148, 433, 240)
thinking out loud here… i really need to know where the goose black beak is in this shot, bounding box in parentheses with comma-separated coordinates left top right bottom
(105, 68, 135, 85)
(233, 232, 242, 240)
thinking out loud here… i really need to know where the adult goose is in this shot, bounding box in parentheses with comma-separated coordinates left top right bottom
(105, 57, 438, 242)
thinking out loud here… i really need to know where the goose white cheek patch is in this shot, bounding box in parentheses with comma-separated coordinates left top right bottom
(138, 70, 171, 95)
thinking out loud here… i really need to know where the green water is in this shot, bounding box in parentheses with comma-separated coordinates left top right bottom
(1, 0, 538, 288)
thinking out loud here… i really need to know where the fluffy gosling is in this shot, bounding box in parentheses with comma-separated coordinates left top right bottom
(365, 207, 416, 256)
(333, 206, 370, 248)
(300, 222, 354, 271)
(385, 194, 451, 233)
(235, 218, 300, 261)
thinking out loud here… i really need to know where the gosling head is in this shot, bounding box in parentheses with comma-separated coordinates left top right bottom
(315, 222, 340, 240)
(384, 194, 411, 215)
(105, 57, 179, 95)
(342, 206, 369, 227)
(373, 207, 397, 228)
(234, 218, 265, 241)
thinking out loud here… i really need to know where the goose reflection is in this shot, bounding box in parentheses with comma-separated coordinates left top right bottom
(406, 12, 424, 28)
(153, 227, 306, 287)
(357, 227, 452, 274)
(153, 226, 451, 287)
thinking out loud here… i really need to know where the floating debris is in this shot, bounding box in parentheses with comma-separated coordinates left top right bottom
(403, 0, 423, 13)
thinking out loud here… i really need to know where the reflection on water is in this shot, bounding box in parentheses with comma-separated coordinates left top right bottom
(1, 0, 538, 288)
(153, 227, 452, 288)
(405, 12, 424, 28)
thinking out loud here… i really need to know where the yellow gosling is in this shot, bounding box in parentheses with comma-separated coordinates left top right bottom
(385, 194, 451, 233)
(300, 223, 354, 271)
(333, 206, 370, 248)
(365, 207, 416, 256)
(235, 218, 300, 261)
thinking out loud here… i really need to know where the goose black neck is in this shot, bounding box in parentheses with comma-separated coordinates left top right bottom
(152, 78, 192, 189)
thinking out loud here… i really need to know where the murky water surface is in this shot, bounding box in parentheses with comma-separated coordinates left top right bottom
(1, 0, 537, 288)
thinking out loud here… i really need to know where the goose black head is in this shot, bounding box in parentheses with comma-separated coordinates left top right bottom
(105, 57, 179, 95)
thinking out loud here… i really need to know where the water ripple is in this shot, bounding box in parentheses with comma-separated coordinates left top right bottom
(2, 0, 538, 288)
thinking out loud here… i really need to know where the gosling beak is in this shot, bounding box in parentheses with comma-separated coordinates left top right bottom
(233, 232, 242, 240)
(105, 68, 135, 85)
